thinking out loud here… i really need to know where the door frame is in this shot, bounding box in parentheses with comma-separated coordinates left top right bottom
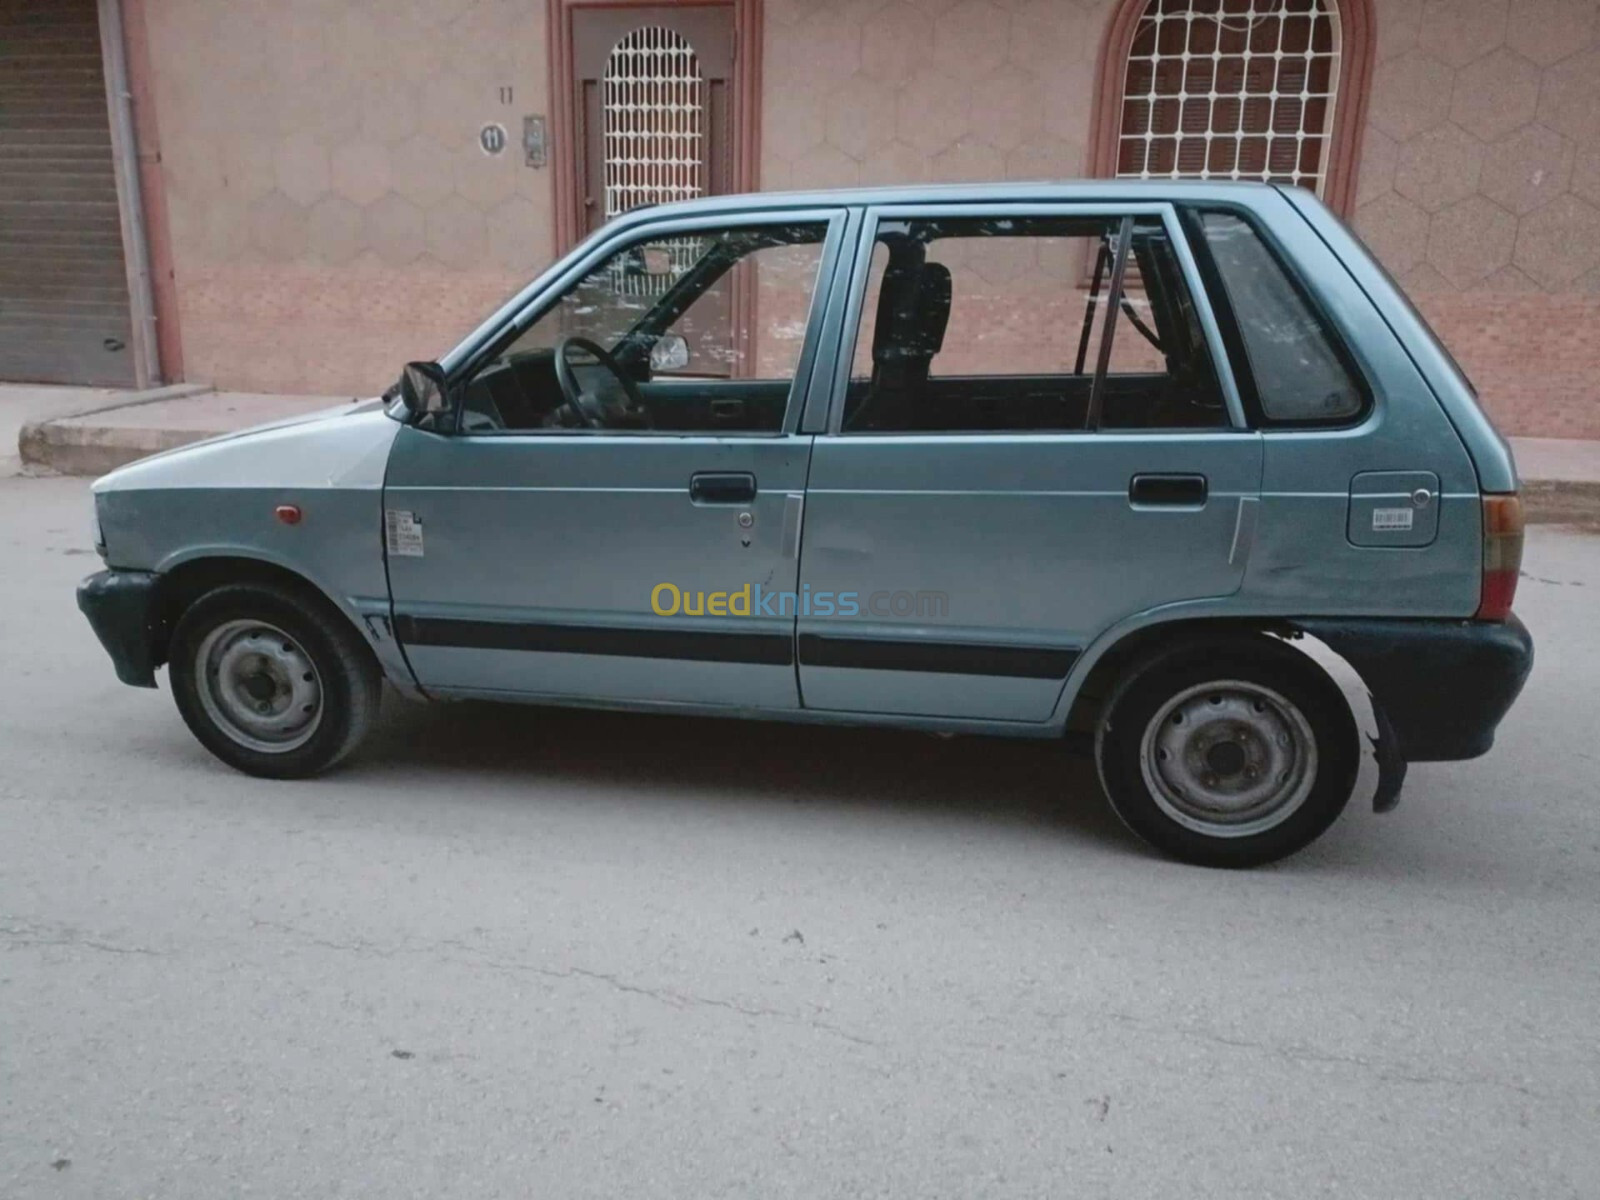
(547, 0, 764, 256)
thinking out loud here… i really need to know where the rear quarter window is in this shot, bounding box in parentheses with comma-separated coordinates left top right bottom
(1195, 211, 1367, 426)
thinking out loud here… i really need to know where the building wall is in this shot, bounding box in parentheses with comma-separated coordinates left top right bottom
(1354, 0, 1600, 438)
(145, 0, 551, 396)
(142, 0, 1600, 437)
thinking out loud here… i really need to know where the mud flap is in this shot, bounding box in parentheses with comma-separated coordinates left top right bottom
(1367, 692, 1409, 814)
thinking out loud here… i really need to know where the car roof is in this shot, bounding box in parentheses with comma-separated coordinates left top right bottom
(616, 179, 1290, 223)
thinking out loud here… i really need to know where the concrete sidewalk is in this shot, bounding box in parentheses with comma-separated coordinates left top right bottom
(7, 382, 1600, 523)
(10, 384, 356, 478)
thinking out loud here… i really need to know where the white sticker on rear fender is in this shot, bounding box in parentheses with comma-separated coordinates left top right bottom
(385, 509, 424, 557)
(1372, 507, 1414, 532)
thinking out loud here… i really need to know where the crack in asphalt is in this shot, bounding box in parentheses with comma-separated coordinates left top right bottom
(1, 921, 164, 958)
(247, 918, 883, 1049)
(0, 915, 1558, 1096)
(1094, 1009, 1546, 1101)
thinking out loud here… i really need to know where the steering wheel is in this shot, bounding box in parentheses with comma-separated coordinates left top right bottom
(552, 336, 651, 429)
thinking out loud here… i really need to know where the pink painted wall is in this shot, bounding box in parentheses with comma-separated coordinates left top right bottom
(139, 0, 1600, 435)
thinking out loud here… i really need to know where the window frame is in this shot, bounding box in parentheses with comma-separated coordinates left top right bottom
(1178, 201, 1374, 431)
(821, 201, 1247, 438)
(441, 207, 849, 439)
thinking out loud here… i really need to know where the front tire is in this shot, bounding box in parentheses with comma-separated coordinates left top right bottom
(1095, 636, 1359, 868)
(168, 582, 381, 779)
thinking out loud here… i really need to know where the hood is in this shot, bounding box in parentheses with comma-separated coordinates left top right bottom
(93, 400, 402, 495)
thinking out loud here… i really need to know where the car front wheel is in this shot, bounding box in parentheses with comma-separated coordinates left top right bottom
(1095, 636, 1359, 868)
(168, 582, 381, 779)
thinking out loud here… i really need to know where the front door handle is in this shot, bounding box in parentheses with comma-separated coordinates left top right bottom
(1129, 473, 1208, 507)
(689, 471, 756, 504)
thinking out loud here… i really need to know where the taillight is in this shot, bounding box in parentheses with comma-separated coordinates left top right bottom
(1476, 493, 1524, 621)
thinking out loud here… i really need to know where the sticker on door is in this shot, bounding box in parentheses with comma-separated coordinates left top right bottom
(1371, 507, 1415, 532)
(385, 510, 425, 557)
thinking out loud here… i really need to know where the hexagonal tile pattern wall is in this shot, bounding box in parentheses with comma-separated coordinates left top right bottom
(1449, 50, 1540, 142)
(1427, 196, 1517, 286)
(140, 0, 1600, 409)
(1353, 0, 1600, 297)
(1394, 124, 1484, 211)
(761, 0, 1101, 196)
(1514, 193, 1600, 286)
(151, 0, 556, 284)
(1480, 124, 1574, 215)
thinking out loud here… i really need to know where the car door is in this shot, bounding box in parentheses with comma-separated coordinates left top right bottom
(794, 203, 1263, 724)
(385, 209, 848, 709)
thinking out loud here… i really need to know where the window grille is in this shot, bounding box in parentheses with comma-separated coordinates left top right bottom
(1116, 0, 1342, 194)
(602, 25, 706, 296)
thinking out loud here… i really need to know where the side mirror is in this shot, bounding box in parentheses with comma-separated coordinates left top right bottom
(650, 334, 690, 373)
(397, 361, 449, 420)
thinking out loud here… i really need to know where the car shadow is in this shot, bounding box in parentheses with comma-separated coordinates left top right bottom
(358, 691, 1139, 855)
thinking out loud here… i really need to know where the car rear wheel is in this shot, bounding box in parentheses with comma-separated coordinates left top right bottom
(1095, 636, 1359, 868)
(169, 582, 380, 779)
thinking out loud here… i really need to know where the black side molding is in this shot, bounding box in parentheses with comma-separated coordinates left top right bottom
(78, 569, 164, 688)
(393, 615, 793, 666)
(798, 633, 1078, 679)
(394, 616, 1081, 681)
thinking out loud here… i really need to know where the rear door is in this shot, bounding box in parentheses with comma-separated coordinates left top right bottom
(795, 203, 1263, 724)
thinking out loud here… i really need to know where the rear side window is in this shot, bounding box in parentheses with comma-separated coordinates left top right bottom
(840, 214, 1228, 434)
(1197, 212, 1365, 425)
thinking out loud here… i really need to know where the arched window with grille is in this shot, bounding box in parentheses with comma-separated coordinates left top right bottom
(602, 26, 705, 221)
(1089, 0, 1374, 213)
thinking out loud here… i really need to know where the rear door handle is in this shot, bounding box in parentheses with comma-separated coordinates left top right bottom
(1129, 473, 1208, 507)
(689, 471, 756, 504)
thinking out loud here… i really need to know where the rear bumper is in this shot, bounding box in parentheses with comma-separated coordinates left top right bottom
(78, 569, 164, 688)
(1292, 615, 1534, 762)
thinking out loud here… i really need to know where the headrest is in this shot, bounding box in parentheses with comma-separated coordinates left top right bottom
(872, 261, 952, 364)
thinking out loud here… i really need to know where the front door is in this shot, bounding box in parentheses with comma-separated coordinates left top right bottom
(795, 205, 1263, 724)
(386, 212, 844, 709)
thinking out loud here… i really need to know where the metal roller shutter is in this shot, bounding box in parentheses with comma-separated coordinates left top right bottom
(0, 0, 136, 386)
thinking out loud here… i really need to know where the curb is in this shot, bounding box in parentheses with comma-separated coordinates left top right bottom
(18, 383, 216, 477)
(1523, 480, 1600, 532)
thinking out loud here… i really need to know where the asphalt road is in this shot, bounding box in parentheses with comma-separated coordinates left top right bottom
(2, 473, 1597, 1199)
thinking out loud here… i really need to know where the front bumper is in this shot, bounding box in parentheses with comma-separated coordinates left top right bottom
(1292, 615, 1534, 762)
(78, 569, 164, 688)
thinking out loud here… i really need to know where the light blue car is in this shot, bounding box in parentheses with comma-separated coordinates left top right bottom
(79, 182, 1533, 866)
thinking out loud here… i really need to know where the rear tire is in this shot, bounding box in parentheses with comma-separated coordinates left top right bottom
(168, 582, 381, 779)
(1095, 636, 1359, 868)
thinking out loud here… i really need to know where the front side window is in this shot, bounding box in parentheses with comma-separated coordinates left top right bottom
(1196, 211, 1365, 423)
(461, 222, 829, 433)
(841, 214, 1227, 434)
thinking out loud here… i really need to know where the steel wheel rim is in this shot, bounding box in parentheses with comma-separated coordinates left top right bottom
(194, 619, 323, 754)
(1138, 679, 1318, 839)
